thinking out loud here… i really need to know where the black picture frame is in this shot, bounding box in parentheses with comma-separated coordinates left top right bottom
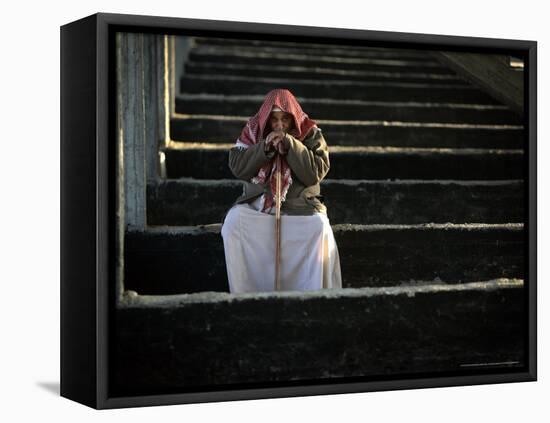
(60, 12, 537, 409)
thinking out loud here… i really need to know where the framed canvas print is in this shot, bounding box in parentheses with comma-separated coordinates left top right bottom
(60, 12, 537, 409)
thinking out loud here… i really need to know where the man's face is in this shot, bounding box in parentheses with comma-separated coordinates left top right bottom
(269, 111, 294, 132)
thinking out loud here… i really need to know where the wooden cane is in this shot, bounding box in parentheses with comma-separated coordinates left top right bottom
(274, 153, 282, 291)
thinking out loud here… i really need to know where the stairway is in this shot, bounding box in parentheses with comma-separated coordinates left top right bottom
(125, 36, 524, 296)
(115, 36, 526, 395)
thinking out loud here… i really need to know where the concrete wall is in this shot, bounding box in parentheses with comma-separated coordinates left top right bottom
(434, 52, 524, 116)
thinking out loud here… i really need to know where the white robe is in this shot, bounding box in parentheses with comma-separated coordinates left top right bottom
(220, 197, 343, 293)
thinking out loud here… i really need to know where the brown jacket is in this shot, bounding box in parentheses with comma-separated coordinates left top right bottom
(227, 127, 330, 215)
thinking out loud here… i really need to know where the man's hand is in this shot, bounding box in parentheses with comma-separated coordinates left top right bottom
(266, 130, 289, 155)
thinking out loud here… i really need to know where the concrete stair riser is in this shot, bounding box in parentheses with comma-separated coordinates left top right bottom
(170, 117, 523, 149)
(187, 50, 455, 75)
(124, 226, 523, 295)
(193, 36, 446, 60)
(176, 95, 521, 124)
(146, 180, 524, 226)
(191, 38, 444, 59)
(112, 280, 524, 396)
(164, 147, 523, 180)
(183, 61, 467, 85)
(180, 75, 500, 104)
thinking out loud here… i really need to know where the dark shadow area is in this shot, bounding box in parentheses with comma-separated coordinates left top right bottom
(36, 381, 60, 396)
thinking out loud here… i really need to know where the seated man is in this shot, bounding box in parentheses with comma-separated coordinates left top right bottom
(221, 88, 342, 293)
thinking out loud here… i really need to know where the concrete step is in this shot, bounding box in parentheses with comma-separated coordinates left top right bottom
(175, 93, 521, 125)
(187, 46, 454, 75)
(147, 179, 524, 226)
(164, 143, 523, 180)
(112, 278, 524, 395)
(191, 36, 441, 60)
(179, 74, 499, 104)
(124, 223, 523, 295)
(182, 61, 467, 85)
(169, 115, 523, 149)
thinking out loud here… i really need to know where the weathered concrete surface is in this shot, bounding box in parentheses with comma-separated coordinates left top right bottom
(190, 37, 440, 60)
(164, 145, 523, 180)
(111, 279, 525, 397)
(146, 179, 239, 226)
(118, 32, 171, 228)
(434, 52, 523, 116)
(170, 116, 523, 149)
(182, 62, 467, 85)
(187, 50, 456, 78)
(176, 94, 522, 124)
(187, 43, 450, 69)
(323, 179, 524, 224)
(146, 179, 524, 226)
(117, 32, 147, 230)
(179, 75, 499, 104)
(124, 223, 523, 295)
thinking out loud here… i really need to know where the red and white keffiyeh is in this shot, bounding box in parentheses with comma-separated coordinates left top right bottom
(234, 88, 318, 213)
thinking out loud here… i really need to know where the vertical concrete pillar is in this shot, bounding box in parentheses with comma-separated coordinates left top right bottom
(143, 34, 170, 182)
(117, 32, 147, 231)
(116, 32, 172, 299)
(117, 32, 171, 227)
